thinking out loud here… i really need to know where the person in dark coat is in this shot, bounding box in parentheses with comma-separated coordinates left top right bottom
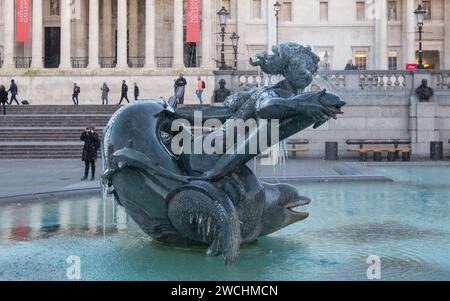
(0, 85, 8, 115)
(80, 125, 101, 181)
(134, 82, 140, 101)
(101, 82, 110, 105)
(119, 80, 129, 105)
(344, 59, 357, 70)
(7, 79, 20, 105)
(174, 74, 187, 104)
(72, 83, 80, 105)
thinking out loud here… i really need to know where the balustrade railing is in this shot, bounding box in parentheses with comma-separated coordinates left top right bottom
(128, 57, 145, 68)
(71, 57, 89, 68)
(100, 57, 117, 68)
(14, 57, 32, 68)
(435, 71, 450, 90)
(156, 56, 173, 68)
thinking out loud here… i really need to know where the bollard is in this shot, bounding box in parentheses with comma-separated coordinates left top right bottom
(325, 142, 338, 160)
(430, 141, 443, 160)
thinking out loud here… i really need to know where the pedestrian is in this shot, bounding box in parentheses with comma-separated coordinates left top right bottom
(134, 82, 139, 101)
(344, 59, 357, 70)
(7, 79, 20, 105)
(72, 83, 80, 105)
(174, 74, 187, 105)
(80, 125, 100, 181)
(0, 85, 8, 115)
(101, 82, 110, 105)
(119, 80, 129, 105)
(196, 76, 206, 104)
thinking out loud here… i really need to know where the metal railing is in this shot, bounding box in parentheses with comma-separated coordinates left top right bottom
(128, 57, 145, 68)
(71, 57, 89, 68)
(14, 57, 32, 68)
(100, 57, 117, 68)
(156, 56, 173, 68)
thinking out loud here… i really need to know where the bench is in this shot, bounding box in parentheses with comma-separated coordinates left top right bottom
(287, 139, 309, 158)
(346, 139, 412, 162)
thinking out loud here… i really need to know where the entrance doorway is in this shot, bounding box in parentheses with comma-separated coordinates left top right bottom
(416, 50, 440, 70)
(45, 27, 60, 68)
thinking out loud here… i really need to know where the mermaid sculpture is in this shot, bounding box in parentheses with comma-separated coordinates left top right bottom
(102, 42, 345, 264)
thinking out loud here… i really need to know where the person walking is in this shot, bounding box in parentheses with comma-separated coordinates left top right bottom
(80, 125, 100, 181)
(196, 76, 206, 104)
(119, 80, 129, 105)
(174, 74, 187, 105)
(7, 79, 20, 105)
(101, 82, 110, 105)
(134, 82, 140, 101)
(0, 85, 8, 115)
(72, 83, 81, 105)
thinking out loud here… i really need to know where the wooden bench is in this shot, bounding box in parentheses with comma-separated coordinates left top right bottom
(287, 139, 309, 158)
(346, 139, 412, 162)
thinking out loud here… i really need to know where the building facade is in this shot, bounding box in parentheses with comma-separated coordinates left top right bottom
(0, 0, 449, 104)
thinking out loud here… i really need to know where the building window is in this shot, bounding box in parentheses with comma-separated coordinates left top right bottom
(422, 1, 431, 20)
(356, 1, 365, 21)
(320, 2, 329, 22)
(50, 0, 60, 16)
(388, 1, 398, 21)
(280, 1, 292, 22)
(354, 50, 367, 70)
(252, 0, 262, 19)
(388, 50, 398, 70)
(317, 50, 332, 70)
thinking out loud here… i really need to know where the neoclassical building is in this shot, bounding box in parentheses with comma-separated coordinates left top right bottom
(0, 0, 449, 104)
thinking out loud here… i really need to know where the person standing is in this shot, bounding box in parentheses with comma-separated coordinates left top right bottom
(7, 79, 20, 105)
(119, 80, 129, 105)
(0, 85, 8, 115)
(101, 82, 110, 105)
(80, 125, 100, 181)
(344, 59, 357, 70)
(134, 82, 140, 101)
(174, 74, 187, 105)
(72, 83, 80, 105)
(196, 76, 206, 104)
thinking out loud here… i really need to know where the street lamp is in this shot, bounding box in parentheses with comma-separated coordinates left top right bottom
(414, 4, 427, 69)
(274, 1, 282, 45)
(217, 7, 230, 70)
(230, 32, 240, 70)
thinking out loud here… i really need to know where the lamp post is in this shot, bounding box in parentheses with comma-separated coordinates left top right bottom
(274, 1, 281, 45)
(217, 7, 230, 70)
(414, 4, 427, 69)
(230, 32, 240, 70)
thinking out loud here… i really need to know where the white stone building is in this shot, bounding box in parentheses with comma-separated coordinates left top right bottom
(0, 0, 449, 104)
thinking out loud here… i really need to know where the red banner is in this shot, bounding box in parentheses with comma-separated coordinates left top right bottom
(16, 0, 30, 42)
(186, 0, 201, 43)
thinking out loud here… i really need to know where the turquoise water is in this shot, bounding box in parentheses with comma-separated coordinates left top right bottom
(0, 166, 449, 280)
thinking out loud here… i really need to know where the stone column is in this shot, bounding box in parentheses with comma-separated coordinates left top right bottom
(374, 0, 387, 69)
(129, 0, 138, 59)
(145, 0, 157, 68)
(405, 0, 415, 65)
(60, 0, 72, 68)
(267, 0, 277, 52)
(116, 0, 128, 68)
(102, 0, 113, 58)
(3, 0, 15, 69)
(444, 0, 450, 69)
(88, 0, 100, 68)
(31, 0, 44, 68)
(173, 0, 184, 68)
(200, 0, 214, 68)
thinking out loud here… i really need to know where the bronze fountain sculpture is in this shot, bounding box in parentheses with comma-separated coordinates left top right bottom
(102, 42, 346, 264)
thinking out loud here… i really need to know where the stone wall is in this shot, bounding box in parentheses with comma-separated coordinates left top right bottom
(223, 70, 450, 158)
(0, 69, 216, 105)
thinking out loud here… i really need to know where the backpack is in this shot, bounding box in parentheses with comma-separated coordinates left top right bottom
(202, 81, 206, 89)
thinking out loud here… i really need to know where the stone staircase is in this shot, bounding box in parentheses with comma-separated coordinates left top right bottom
(0, 105, 120, 158)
